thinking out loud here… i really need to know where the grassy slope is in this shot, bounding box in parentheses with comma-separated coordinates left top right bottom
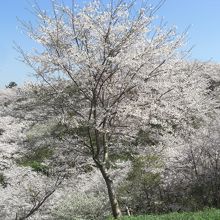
(111, 209, 220, 220)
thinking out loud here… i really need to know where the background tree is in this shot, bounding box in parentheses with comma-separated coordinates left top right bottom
(16, 0, 213, 218)
(6, 81, 17, 89)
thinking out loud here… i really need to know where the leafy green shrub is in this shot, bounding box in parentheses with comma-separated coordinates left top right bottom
(133, 129, 159, 146)
(0, 173, 7, 188)
(27, 161, 49, 175)
(0, 128, 5, 135)
(117, 155, 163, 214)
(81, 164, 94, 173)
(6, 81, 17, 88)
(18, 146, 53, 163)
(17, 146, 53, 175)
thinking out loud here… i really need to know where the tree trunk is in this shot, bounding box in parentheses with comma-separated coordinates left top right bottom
(99, 165, 122, 219)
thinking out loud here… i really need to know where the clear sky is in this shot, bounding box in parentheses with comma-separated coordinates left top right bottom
(1, 0, 220, 88)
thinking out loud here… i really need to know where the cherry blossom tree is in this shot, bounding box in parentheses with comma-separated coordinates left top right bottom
(16, 0, 213, 218)
(0, 88, 67, 220)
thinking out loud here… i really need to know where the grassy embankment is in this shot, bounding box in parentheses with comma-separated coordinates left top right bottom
(109, 209, 220, 220)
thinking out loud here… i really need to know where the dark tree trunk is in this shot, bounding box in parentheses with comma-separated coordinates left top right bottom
(99, 165, 122, 219)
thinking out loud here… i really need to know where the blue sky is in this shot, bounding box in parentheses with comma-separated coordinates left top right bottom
(0, 0, 220, 88)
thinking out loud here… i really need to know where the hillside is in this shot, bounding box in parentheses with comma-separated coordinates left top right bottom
(0, 66, 220, 219)
(0, 88, 112, 219)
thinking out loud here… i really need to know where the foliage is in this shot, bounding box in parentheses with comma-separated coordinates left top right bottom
(117, 155, 163, 214)
(6, 81, 17, 88)
(0, 128, 5, 135)
(24, 161, 49, 175)
(0, 173, 7, 188)
(17, 146, 53, 175)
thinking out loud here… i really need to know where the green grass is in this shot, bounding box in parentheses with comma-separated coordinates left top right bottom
(17, 146, 53, 175)
(110, 209, 220, 220)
